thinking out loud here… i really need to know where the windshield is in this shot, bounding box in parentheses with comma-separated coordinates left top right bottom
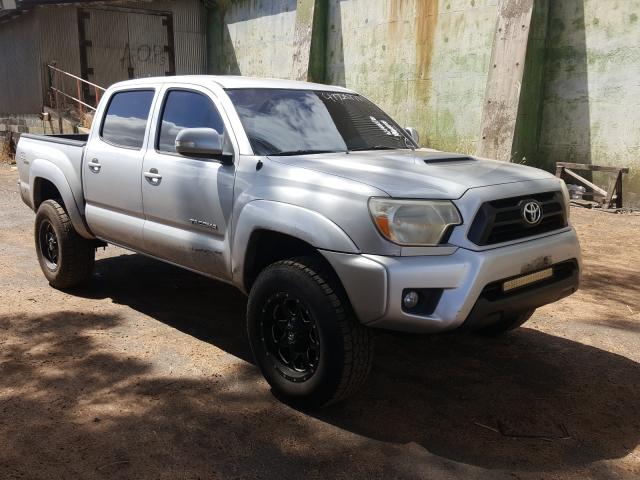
(225, 88, 417, 156)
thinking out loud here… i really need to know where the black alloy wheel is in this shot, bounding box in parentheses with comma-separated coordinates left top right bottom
(38, 219, 59, 270)
(247, 257, 375, 407)
(34, 199, 95, 288)
(260, 292, 320, 382)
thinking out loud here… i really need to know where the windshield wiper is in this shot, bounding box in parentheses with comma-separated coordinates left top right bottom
(349, 145, 402, 152)
(269, 149, 344, 156)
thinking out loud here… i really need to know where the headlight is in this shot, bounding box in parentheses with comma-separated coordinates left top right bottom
(559, 179, 571, 221)
(368, 198, 462, 246)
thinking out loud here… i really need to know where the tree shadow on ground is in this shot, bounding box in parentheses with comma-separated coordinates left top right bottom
(579, 264, 640, 311)
(3, 253, 637, 477)
(318, 328, 640, 471)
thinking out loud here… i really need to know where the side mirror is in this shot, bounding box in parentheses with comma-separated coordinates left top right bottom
(175, 127, 223, 159)
(405, 127, 420, 145)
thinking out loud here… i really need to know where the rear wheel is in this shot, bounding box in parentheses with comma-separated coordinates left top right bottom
(247, 257, 374, 408)
(35, 200, 95, 289)
(475, 309, 535, 336)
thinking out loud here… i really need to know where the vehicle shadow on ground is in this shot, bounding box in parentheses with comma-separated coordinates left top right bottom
(75, 251, 253, 363)
(61, 253, 640, 473)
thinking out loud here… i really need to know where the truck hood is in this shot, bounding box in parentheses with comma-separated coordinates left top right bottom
(268, 149, 555, 199)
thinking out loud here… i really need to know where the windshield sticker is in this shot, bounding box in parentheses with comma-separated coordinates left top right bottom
(381, 119, 400, 137)
(320, 92, 367, 103)
(370, 116, 401, 137)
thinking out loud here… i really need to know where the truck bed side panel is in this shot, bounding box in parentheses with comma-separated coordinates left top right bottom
(16, 135, 94, 238)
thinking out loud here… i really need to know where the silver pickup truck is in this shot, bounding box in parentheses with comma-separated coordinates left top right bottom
(17, 76, 581, 407)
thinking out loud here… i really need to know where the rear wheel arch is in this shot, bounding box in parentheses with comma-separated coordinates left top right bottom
(33, 177, 65, 211)
(29, 167, 93, 239)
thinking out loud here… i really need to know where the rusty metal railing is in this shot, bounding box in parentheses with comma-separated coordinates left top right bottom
(46, 64, 106, 118)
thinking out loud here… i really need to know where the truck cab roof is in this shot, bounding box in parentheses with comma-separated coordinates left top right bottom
(108, 75, 356, 93)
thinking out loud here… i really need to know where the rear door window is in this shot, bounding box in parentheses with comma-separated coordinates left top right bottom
(101, 90, 155, 149)
(157, 90, 225, 153)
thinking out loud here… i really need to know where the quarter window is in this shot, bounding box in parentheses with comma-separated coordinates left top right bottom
(101, 90, 155, 149)
(158, 90, 225, 153)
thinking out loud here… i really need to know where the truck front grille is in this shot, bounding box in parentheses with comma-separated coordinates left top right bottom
(467, 191, 567, 246)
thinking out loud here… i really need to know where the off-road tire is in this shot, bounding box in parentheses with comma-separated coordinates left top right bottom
(247, 256, 374, 408)
(35, 199, 95, 289)
(476, 309, 535, 336)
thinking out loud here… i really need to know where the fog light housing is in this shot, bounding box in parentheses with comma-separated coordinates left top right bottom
(403, 290, 420, 309)
(401, 288, 444, 315)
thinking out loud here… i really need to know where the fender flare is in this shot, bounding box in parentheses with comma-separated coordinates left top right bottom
(231, 200, 359, 286)
(29, 159, 94, 239)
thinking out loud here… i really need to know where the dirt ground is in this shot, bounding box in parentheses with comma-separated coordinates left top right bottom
(0, 164, 639, 480)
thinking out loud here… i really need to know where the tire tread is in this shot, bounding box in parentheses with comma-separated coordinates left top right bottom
(270, 257, 374, 405)
(35, 200, 95, 289)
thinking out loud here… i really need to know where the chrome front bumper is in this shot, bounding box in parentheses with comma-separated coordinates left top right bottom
(321, 228, 582, 333)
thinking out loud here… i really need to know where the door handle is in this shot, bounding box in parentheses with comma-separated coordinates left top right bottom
(88, 158, 101, 173)
(144, 168, 162, 184)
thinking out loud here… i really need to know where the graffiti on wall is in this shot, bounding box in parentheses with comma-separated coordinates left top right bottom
(120, 43, 167, 69)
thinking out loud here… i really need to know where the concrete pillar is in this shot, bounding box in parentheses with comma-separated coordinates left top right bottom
(477, 0, 549, 162)
(291, 0, 327, 82)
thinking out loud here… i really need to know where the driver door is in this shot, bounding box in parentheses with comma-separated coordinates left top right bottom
(141, 85, 235, 280)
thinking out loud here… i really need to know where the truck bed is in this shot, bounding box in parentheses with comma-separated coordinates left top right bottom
(16, 133, 87, 217)
(20, 133, 89, 146)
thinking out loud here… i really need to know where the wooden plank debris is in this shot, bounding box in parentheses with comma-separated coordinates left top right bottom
(556, 162, 628, 209)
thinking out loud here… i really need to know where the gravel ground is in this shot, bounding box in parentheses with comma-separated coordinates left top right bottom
(1, 164, 639, 479)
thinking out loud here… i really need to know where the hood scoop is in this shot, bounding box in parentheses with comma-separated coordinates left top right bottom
(422, 156, 475, 164)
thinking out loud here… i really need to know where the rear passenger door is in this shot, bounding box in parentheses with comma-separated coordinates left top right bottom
(141, 85, 235, 279)
(84, 88, 156, 251)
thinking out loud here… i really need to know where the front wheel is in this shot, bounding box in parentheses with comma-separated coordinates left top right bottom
(247, 257, 374, 408)
(35, 200, 95, 289)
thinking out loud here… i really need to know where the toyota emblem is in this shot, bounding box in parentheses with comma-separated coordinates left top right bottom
(522, 200, 542, 226)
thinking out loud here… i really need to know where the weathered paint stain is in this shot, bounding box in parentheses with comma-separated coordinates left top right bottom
(415, 0, 439, 81)
(384, 0, 438, 141)
(387, 0, 438, 81)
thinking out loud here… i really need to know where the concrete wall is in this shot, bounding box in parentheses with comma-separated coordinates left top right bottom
(209, 0, 640, 204)
(538, 0, 640, 204)
(326, 0, 497, 154)
(211, 0, 298, 76)
(209, 0, 498, 154)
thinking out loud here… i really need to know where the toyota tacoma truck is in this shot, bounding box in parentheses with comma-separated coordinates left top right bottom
(16, 76, 581, 407)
